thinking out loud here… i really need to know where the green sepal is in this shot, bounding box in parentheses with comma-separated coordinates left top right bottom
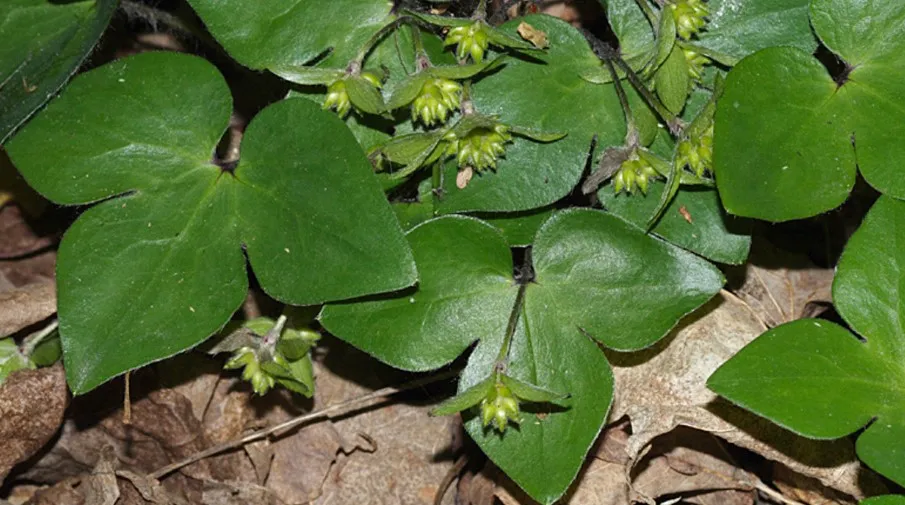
(509, 126, 567, 143)
(269, 66, 346, 85)
(345, 75, 385, 114)
(655, 45, 691, 114)
(407, 11, 474, 29)
(428, 54, 508, 79)
(374, 131, 445, 167)
(650, 8, 678, 74)
(386, 74, 431, 111)
(499, 373, 568, 404)
(431, 375, 495, 416)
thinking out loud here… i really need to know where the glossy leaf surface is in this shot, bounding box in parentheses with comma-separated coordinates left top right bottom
(320, 216, 517, 371)
(715, 1, 905, 221)
(709, 196, 905, 487)
(323, 209, 723, 502)
(438, 15, 625, 213)
(600, 181, 751, 264)
(186, 0, 392, 70)
(5, 52, 416, 393)
(695, 0, 815, 62)
(0, 0, 116, 143)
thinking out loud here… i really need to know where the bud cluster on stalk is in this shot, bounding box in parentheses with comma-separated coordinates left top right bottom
(669, 0, 710, 40)
(677, 124, 714, 177)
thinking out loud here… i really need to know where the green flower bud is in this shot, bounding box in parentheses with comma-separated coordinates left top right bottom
(323, 71, 382, 118)
(684, 49, 710, 83)
(412, 77, 462, 126)
(444, 124, 512, 172)
(669, 0, 709, 40)
(323, 80, 351, 117)
(677, 124, 714, 177)
(225, 346, 299, 396)
(360, 70, 383, 89)
(480, 380, 521, 432)
(445, 22, 491, 62)
(614, 156, 659, 195)
(225, 347, 276, 395)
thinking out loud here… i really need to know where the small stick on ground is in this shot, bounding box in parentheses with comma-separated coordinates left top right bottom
(149, 367, 460, 480)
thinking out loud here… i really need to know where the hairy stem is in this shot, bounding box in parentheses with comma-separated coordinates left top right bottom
(21, 318, 58, 357)
(259, 313, 288, 361)
(353, 16, 410, 69)
(495, 282, 528, 365)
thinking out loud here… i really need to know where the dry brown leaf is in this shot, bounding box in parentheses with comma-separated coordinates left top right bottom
(773, 465, 853, 505)
(243, 441, 273, 484)
(0, 153, 46, 218)
(516, 22, 549, 49)
(481, 421, 632, 505)
(632, 427, 755, 505)
(78, 448, 120, 505)
(541, 2, 580, 24)
(23, 479, 83, 505)
(456, 167, 473, 189)
(311, 340, 457, 505)
(0, 282, 56, 337)
(608, 293, 886, 500)
(0, 205, 56, 287)
(0, 364, 67, 482)
(11, 375, 251, 503)
(729, 239, 834, 328)
(265, 423, 342, 504)
(457, 461, 499, 505)
(117, 469, 187, 505)
(202, 479, 284, 505)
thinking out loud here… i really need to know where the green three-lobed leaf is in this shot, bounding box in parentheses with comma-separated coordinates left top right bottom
(715, 0, 905, 221)
(321, 209, 723, 503)
(709, 196, 905, 488)
(5, 52, 416, 393)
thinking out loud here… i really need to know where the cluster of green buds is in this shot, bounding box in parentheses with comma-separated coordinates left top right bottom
(323, 71, 383, 118)
(431, 368, 568, 432)
(216, 316, 320, 396)
(412, 77, 463, 126)
(411, 10, 537, 64)
(480, 376, 521, 431)
(444, 123, 513, 172)
(445, 21, 491, 62)
(684, 48, 710, 83)
(669, 0, 710, 40)
(225, 347, 291, 395)
(614, 154, 659, 194)
(371, 112, 563, 184)
(677, 124, 714, 177)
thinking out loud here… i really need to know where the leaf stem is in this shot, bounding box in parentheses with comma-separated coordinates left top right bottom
(604, 56, 638, 141)
(474, 0, 488, 20)
(148, 367, 461, 480)
(633, 0, 660, 27)
(412, 26, 431, 71)
(495, 282, 528, 365)
(353, 16, 410, 69)
(612, 56, 683, 135)
(21, 318, 58, 357)
(259, 313, 288, 361)
(431, 161, 443, 202)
